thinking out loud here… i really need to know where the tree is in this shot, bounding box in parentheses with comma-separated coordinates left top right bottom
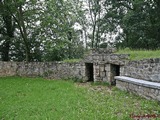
(86, 0, 104, 48)
(0, 0, 46, 61)
(0, 0, 86, 61)
(102, 0, 160, 49)
(40, 0, 86, 61)
(0, 0, 15, 61)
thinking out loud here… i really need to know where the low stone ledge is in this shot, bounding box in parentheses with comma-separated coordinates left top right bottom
(115, 76, 160, 101)
(115, 76, 160, 90)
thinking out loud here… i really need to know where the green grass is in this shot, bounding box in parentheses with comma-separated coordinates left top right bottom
(1, 77, 160, 120)
(63, 59, 81, 63)
(116, 48, 160, 60)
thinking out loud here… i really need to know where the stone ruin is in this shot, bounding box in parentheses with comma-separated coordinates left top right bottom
(83, 48, 130, 84)
(0, 48, 129, 83)
(0, 48, 160, 101)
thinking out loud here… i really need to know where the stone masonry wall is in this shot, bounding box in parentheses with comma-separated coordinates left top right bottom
(83, 49, 129, 65)
(120, 58, 160, 82)
(0, 49, 160, 83)
(93, 63, 112, 83)
(83, 49, 130, 83)
(116, 80, 160, 101)
(0, 62, 18, 76)
(0, 61, 86, 80)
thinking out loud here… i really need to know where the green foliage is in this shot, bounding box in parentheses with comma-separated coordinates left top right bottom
(68, 77, 84, 83)
(0, 0, 15, 61)
(102, 0, 160, 50)
(1, 0, 160, 61)
(0, 0, 86, 62)
(87, 0, 106, 48)
(91, 81, 110, 86)
(1, 77, 160, 120)
(39, 0, 86, 61)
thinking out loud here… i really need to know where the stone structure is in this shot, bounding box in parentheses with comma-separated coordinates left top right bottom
(0, 48, 130, 84)
(120, 58, 160, 82)
(115, 76, 160, 101)
(0, 49, 159, 83)
(115, 58, 160, 101)
(83, 48, 129, 84)
(0, 62, 86, 80)
(0, 48, 160, 101)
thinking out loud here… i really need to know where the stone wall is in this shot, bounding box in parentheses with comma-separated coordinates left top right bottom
(121, 58, 160, 82)
(93, 63, 117, 84)
(0, 62, 18, 76)
(83, 50, 129, 65)
(116, 80, 160, 101)
(0, 49, 160, 83)
(1, 49, 160, 102)
(0, 49, 130, 84)
(83, 49, 129, 83)
(0, 61, 86, 80)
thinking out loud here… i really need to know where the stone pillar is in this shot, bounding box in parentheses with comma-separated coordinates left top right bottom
(99, 63, 106, 82)
(105, 64, 111, 84)
(93, 63, 100, 82)
(81, 64, 87, 81)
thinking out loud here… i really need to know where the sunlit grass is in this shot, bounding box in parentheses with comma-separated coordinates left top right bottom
(0, 77, 160, 120)
(116, 48, 160, 60)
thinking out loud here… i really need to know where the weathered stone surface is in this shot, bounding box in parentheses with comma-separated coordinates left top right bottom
(0, 61, 86, 80)
(1, 48, 160, 101)
(121, 58, 160, 82)
(115, 76, 160, 101)
(1, 49, 160, 83)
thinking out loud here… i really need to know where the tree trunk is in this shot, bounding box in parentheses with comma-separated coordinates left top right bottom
(1, 11, 14, 61)
(18, 5, 31, 62)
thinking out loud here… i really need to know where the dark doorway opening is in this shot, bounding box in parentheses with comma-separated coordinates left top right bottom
(111, 64, 120, 85)
(85, 63, 94, 82)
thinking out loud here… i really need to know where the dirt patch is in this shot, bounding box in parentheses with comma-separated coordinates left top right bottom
(75, 82, 113, 94)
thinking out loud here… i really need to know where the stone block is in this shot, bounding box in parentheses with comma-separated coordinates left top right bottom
(116, 81, 127, 91)
(100, 71, 106, 77)
(102, 77, 108, 82)
(100, 66, 105, 72)
(156, 96, 160, 101)
(150, 74, 160, 82)
(105, 64, 110, 71)
(155, 89, 159, 96)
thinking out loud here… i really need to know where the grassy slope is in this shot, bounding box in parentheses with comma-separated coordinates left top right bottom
(0, 77, 160, 120)
(116, 49, 160, 60)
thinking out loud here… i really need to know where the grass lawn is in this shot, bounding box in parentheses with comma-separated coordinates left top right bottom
(116, 49, 160, 60)
(0, 77, 160, 120)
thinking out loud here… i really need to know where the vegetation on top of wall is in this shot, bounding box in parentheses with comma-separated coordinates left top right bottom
(116, 48, 160, 60)
(63, 59, 81, 63)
